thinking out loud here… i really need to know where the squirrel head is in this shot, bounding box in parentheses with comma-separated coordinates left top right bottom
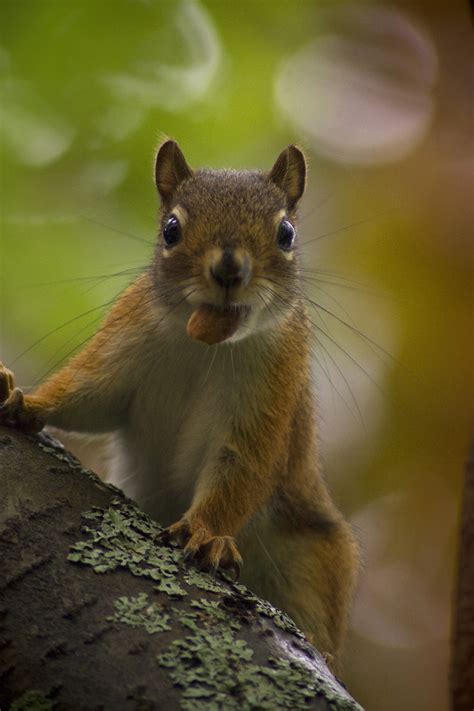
(153, 139, 306, 343)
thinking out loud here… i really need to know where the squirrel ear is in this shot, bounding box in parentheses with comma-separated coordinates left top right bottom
(155, 140, 193, 203)
(268, 145, 306, 209)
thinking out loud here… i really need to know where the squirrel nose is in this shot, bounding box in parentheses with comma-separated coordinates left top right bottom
(211, 249, 250, 289)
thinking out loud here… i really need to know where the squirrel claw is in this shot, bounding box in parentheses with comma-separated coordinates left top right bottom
(164, 516, 243, 577)
(189, 534, 243, 579)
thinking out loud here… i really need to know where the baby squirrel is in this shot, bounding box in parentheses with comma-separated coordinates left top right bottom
(0, 140, 359, 671)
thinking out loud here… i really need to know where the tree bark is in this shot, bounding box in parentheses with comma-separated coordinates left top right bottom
(451, 441, 474, 711)
(0, 426, 362, 711)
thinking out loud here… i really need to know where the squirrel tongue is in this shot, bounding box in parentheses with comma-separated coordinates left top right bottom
(187, 304, 246, 345)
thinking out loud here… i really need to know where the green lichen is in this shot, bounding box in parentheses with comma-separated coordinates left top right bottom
(67, 502, 362, 710)
(255, 598, 304, 638)
(9, 690, 53, 711)
(159, 596, 361, 710)
(108, 592, 171, 634)
(68, 500, 180, 585)
(158, 627, 252, 709)
(232, 581, 304, 638)
(183, 567, 228, 593)
(189, 598, 241, 631)
(174, 608, 201, 633)
(67, 500, 237, 607)
(158, 625, 360, 711)
(171, 597, 242, 635)
(69, 501, 242, 601)
(68, 499, 244, 612)
(155, 579, 187, 598)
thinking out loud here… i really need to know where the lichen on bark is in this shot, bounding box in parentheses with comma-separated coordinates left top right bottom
(68, 499, 362, 711)
(0, 426, 363, 710)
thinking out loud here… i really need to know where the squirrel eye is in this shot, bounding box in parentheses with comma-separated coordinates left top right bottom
(163, 215, 182, 248)
(277, 219, 296, 251)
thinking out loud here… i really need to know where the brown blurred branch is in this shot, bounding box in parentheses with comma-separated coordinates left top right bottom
(451, 440, 474, 710)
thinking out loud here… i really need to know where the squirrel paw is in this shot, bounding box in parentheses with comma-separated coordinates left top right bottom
(0, 364, 44, 432)
(0, 362, 15, 402)
(161, 518, 243, 580)
(189, 534, 243, 580)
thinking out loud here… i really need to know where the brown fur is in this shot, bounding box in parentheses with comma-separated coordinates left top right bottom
(0, 140, 359, 672)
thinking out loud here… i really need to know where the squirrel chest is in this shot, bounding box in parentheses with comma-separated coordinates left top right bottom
(109, 320, 273, 527)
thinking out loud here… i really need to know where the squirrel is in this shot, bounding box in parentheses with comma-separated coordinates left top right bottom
(0, 140, 359, 671)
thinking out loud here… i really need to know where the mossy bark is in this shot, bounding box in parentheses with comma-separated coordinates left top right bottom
(0, 425, 362, 711)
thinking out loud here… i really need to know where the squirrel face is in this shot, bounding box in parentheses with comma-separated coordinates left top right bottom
(153, 141, 306, 343)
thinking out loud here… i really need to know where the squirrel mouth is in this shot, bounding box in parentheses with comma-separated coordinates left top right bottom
(186, 303, 251, 345)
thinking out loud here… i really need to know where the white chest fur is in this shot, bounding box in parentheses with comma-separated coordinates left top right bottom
(109, 324, 249, 526)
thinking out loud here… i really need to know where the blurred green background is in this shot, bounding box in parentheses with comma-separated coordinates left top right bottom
(1, 1, 472, 709)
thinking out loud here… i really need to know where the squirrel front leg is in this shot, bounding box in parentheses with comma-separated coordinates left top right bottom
(0, 361, 127, 435)
(164, 408, 290, 579)
(0, 342, 128, 434)
(0, 276, 149, 434)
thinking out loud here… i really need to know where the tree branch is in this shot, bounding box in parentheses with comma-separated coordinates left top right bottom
(0, 426, 361, 711)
